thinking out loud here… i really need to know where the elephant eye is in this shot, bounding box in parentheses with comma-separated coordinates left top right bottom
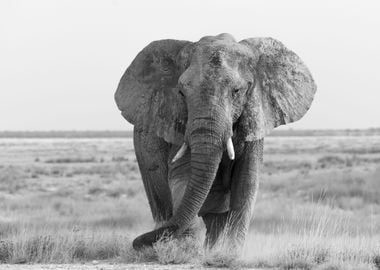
(232, 88, 240, 96)
(179, 90, 185, 97)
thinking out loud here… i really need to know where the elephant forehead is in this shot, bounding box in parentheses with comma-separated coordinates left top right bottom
(186, 43, 253, 78)
(209, 50, 223, 67)
(200, 43, 250, 60)
(179, 59, 242, 89)
(178, 39, 253, 90)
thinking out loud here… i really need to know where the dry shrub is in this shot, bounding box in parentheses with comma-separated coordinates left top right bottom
(119, 235, 203, 265)
(154, 235, 202, 264)
(120, 246, 157, 263)
(0, 166, 27, 193)
(0, 240, 13, 263)
(204, 246, 240, 268)
(45, 157, 96, 163)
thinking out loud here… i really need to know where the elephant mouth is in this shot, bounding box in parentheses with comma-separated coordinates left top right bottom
(172, 137, 235, 163)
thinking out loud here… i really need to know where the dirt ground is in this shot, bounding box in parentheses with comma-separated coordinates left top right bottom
(0, 263, 259, 270)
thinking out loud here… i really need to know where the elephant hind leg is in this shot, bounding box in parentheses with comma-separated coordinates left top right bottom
(202, 212, 229, 248)
(133, 128, 173, 224)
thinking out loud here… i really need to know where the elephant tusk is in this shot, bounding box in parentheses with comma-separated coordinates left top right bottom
(172, 143, 188, 163)
(227, 137, 235, 160)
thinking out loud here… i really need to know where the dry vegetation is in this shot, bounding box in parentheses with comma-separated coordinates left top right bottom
(0, 134, 379, 269)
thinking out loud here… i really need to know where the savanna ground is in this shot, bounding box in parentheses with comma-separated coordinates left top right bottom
(0, 131, 380, 269)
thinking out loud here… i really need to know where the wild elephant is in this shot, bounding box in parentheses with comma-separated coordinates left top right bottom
(115, 33, 316, 252)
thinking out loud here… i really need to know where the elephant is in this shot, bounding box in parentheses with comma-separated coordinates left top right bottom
(114, 33, 316, 252)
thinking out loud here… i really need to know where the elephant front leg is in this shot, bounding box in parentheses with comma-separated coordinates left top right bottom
(227, 139, 263, 251)
(133, 128, 173, 225)
(202, 212, 229, 247)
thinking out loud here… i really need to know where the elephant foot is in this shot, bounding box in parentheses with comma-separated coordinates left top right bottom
(202, 212, 229, 248)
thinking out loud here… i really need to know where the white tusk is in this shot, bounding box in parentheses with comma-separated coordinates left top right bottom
(226, 137, 235, 160)
(172, 143, 188, 163)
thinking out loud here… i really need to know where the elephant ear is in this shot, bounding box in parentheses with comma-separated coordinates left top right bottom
(239, 37, 317, 141)
(115, 39, 192, 145)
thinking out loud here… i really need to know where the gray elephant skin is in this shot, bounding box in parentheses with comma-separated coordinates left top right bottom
(115, 33, 316, 251)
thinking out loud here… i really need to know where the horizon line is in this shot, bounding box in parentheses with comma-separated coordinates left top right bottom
(0, 127, 380, 132)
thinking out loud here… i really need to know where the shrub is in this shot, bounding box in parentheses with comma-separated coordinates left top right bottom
(45, 157, 96, 163)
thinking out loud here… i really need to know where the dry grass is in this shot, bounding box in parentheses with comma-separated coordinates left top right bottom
(243, 206, 380, 269)
(154, 236, 203, 264)
(0, 136, 380, 269)
(1, 228, 127, 263)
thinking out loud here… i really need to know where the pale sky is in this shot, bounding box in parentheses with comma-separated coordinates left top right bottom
(1, 0, 379, 131)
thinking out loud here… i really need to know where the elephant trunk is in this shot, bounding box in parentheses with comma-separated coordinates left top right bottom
(169, 129, 224, 227)
(132, 116, 229, 250)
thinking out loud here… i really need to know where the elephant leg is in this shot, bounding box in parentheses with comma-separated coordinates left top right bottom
(227, 139, 263, 250)
(133, 127, 173, 225)
(202, 212, 229, 248)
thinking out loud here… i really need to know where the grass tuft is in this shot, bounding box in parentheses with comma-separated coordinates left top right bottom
(0, 240, 13, 263)
(373, 254, 380, 270)
(154, 235, 202, 264)
(120, 246, 158, 263)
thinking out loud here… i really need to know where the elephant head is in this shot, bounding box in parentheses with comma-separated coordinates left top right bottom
(115, 33, 316, 249)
